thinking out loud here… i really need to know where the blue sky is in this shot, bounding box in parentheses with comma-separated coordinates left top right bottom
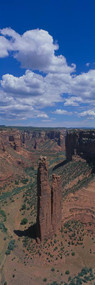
(0, 0, 95, 127)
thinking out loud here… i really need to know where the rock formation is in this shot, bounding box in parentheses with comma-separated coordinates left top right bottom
(37, 156, 62, 241)
(37, 156, 52, 241)
(0, 127, 66, 189)
(0, 128, 66, 153)
(0, 129, 22, 152)
(66, 130, 95, 164)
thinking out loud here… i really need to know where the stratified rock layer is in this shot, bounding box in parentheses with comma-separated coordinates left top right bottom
(37, 157, 52, 240)
(37, 156, 62, 241)
(66, 130, 95, 162)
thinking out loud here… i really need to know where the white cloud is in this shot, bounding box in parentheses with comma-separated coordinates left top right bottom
(0, 36, 12, 57)
(53, 109, 72, 115)
(0, 28, 75, 74)
(1, 28, 95, 123)
(0, 87, 49, 120)
(1, 70, 45, 96)
(70, 70, 95, 99)
(64, 97, 83, 106)
(37, 113, 48, 118)
(1, 67, 95, 121)
(86, 62, 90, 67)
(79, 110, 95, 118)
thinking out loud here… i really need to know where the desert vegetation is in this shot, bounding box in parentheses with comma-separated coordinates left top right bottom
(0, 127, 95, 284)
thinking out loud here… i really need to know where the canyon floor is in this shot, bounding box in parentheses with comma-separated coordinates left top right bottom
(0, 128, 95, 285)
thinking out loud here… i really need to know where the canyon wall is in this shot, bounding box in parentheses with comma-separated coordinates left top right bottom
(0, 129, 22, 152)
(21, 129, 66, 150)
(66, 130, 95, 163)
(0, 127, 66, 189)
(0, 128, 66, 152)
(37, 156, 62, 241)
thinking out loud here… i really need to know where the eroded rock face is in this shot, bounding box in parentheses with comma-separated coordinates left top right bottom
(0, 127, 65, 189)
(0, 128, 66, 153)
(37, 156, 62, 241)
(66, 130, 95, 163)
(37, 156, 52, 241)
(0, 129, 22, 152)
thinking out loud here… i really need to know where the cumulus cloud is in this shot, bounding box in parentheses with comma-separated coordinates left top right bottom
(0, 87, 49, 121)
(1, 28, 95, 123)
(0, 28, 75, 73)
(1, 70, 45, 96)
(64, 97, 83, 106)
(70, 70, 95, 99)
(1, 67, 95, 121)
(79, 110, 95, 118)
(0, 36, 13, 57)
(53, 109, 73, 115)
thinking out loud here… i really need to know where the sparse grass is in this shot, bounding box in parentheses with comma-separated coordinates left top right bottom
(53, 159, 93, 198)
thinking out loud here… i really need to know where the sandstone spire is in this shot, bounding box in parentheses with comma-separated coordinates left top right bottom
(37, 156, 52, 241)
(37, 156, 62, 241)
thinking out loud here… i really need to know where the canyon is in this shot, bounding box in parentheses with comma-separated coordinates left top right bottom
(0, 127, 95, 285)
(0, 127, 66, 188)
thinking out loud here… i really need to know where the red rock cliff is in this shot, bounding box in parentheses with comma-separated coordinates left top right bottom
(66, 130, 95, 163)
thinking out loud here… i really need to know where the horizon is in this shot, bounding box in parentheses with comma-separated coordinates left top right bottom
(0, 125, 95, 130)
(0, 1, 95, 128)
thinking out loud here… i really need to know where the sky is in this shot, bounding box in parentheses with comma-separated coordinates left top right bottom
(0, 0, 95, 128)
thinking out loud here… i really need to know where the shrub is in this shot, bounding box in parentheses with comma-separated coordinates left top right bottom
(5, 249, 10, 255)
(21, 178, 28, 184)
(15, 180, 19, 185)
(21, 204, 26, 210)
(4, 237, 6, 240)
(0, 222, 7, 233)
(0, 209, 6, 221)
(8, 239, 15, 251)
(65, 270, 70, 275)
(51, 267, 55, 272)
(12, 274, 15, 278)
(43, 278, 47, 282)
(72, 252, 75, 256)
(21, 218, 28, 225)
